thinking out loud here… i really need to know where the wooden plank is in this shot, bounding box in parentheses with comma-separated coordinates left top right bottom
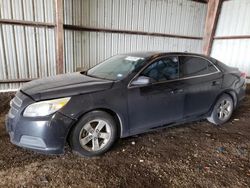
(55, 0, 64, 74)
(191, 0, 208, 4)
(214, 35, 250, 40)
(64, 25, 203, 40)
(0, 79, 34, 84)
(0, 19, 55, 28)
(203, 0, 223, 55)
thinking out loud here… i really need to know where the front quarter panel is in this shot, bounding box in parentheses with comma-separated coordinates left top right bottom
(59, 82, 129, 138)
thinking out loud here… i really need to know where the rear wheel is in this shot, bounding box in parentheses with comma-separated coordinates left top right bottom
(207, 94, 234, 125)
(69, 111, 117, 157)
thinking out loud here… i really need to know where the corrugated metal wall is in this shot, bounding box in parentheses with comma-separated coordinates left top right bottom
(63, 0, 207, 72)
(0, 0, 54, 22)
(0, 0, 207, 91)
(64, 0, 206, 36)
(64, 31, 204, 72)
(211, 0, 250, 76)
(0, 0, 56, 91)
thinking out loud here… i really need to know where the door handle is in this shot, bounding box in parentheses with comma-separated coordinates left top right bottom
(212, 81, 220, 86)
(170, 89, 184, 94)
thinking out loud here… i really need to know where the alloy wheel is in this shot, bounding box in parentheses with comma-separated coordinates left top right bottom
(217, 99, 232, 121)
(79, 119, 111, 151)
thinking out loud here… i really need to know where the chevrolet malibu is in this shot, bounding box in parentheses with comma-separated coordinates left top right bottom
(6, 52, 246, 157)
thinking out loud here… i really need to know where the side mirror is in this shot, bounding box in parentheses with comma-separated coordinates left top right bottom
(131, 76, 152, 86)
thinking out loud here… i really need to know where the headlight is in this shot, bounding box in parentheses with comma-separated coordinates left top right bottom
(23, 97, 71, 117)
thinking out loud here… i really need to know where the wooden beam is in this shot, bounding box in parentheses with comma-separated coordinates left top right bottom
(191, 0, 208, 4)
(203, 0, 223, 55)
(214, 35, 250, 40)
(55, 0, 64, 74)
(64, 25, 203, 40)
(0, 78, 34, 84)
(0, 19, 55, 28)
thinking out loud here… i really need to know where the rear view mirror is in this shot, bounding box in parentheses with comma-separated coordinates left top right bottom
(131, 76, 152, 86)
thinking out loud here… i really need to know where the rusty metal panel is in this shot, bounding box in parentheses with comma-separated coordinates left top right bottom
(63, 0, 207, 37)
(64, 30, 203, 73)
(0, 0, 54, 23)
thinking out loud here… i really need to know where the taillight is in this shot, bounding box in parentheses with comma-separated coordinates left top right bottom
(240, 72, 247, 79)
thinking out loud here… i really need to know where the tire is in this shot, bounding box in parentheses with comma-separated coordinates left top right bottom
(207, 94, 234, 125)
(69, 111, 117, 157)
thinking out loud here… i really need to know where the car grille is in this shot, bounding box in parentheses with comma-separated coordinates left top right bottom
(9, 95, 23, 118)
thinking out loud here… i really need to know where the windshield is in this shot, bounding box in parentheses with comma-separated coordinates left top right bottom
(86, 55, 146, 80)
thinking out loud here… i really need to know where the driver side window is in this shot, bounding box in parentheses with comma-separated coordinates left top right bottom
(141, 56, 179, 82)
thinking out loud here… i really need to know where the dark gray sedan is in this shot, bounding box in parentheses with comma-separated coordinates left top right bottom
(6, 52, 246, 157)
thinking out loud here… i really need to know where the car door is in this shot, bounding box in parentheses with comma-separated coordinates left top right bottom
(127, 56, 185, 134)
(178, 55, 222, 118)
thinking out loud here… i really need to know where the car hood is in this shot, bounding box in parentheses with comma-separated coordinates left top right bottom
(21, 72, 114, 101)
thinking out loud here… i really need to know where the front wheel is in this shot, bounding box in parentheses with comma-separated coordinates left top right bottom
(69, 111, 117, 157)
(207, 94, 234, 125)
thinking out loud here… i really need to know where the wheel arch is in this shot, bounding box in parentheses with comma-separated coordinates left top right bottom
(67, 108, 124, 142)
(209, 89, 237, 117)
(224, 89, 237, 109)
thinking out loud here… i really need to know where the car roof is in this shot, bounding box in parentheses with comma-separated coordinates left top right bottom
(121, 51, 212, 61)
(120, 51, 159, 58)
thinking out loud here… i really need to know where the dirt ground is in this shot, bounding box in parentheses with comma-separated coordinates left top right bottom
(0, 87, 249, 188)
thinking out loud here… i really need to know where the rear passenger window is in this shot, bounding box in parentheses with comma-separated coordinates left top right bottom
(179, 56, 217, 78)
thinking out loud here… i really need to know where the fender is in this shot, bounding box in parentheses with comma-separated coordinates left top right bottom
(209, 89, 238, 116)
(67, 107, 128, 139)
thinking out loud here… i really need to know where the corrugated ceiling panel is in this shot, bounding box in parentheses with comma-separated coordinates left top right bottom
(64, 30, 203, 73)
(215, 0, 250, 36)
(0, 0, 54, 23)
(63, 0, 207, 37)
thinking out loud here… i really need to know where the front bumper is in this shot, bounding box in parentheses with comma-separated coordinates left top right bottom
(6, 112, 75, 154)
